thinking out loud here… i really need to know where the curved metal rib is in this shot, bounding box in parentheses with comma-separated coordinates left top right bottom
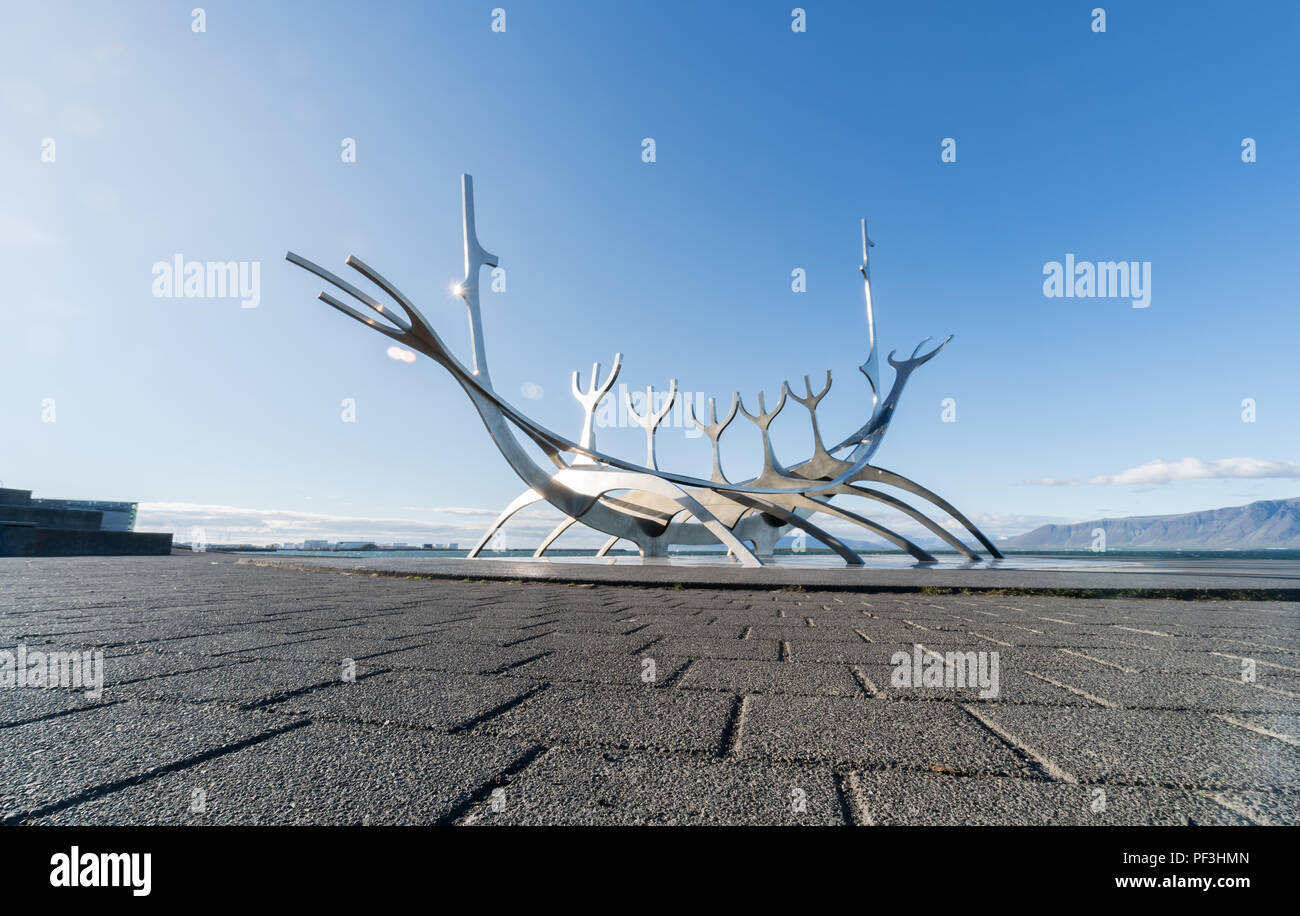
(712, 492, 865, 567)
(786, 495, 936, 563)
(534, 516, 580, 557)
(467, 489, 543, 558)
(848, 469, 1004, 559)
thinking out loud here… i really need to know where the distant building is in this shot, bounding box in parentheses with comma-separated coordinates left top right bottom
(30, 498, 137, 532)
(302, 539, 331, 550)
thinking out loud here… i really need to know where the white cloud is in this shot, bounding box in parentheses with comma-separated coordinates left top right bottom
(807, 508, 1065, 545)
(136, 501, 566, 546)
(60, 103, 106, 138)
(135, 500, 1063, 549)
(0, 79, 48, 118)
(401, 506, 500, 516)
(0, 213, 60, 246)
(1031, 457, 1300, 487)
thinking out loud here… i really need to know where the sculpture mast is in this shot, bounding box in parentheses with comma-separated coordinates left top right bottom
(457, 174, 499, 386)
(859, 219, 880, 418)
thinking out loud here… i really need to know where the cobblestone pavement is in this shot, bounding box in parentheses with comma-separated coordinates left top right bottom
(1, 555, 1297, 825)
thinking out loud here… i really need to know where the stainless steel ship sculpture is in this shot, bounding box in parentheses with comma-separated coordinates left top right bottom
(286, 175, 1001, 567)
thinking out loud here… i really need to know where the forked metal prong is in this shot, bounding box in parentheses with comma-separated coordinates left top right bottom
(317, 292, 405, 341)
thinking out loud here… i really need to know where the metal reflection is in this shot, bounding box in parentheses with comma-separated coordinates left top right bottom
(286, 175, 1001, 567)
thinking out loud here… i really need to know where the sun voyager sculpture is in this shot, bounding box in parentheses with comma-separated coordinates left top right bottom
(286, 175, 1000, 567)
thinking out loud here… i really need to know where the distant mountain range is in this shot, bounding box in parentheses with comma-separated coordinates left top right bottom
(1003, 498, 1300, 550)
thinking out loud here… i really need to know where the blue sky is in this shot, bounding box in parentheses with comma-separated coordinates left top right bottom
(2, 1, 1297, 546)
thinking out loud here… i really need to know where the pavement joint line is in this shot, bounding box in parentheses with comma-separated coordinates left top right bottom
(718, 695, 749, 757)
(0, 700, 122, 730)
(1211, 651, 1300, 673)
(629, 635, 665, 655)
(479, 651, 552, 676)
(1216, 639, 1299, 654)
(0, 718, 313, 826)
(448, 684, 550, 734)
(353, 641, 443, 662)
(902, 620, 928, 630)
(1212, 714, 1300, 747)
(1056, 648, 1138, 673)
(850, 665, 880, 697)
(99, 628, 238, 650)
(835, 771, 872, 826)
(500, 630, 554, 647)
(417, 614, 481, 628)
(518, 618, 560, 631)
(1114, 625, 1173, 638)
(959, 704, 1078, 784)
(1209, 793, 1270, 826)
(974, 610, 1000, 617)
(1036, 616, 1078, 626)
(662, 658, 695, 689)
(1026, 672, 1116, 708)
(1204, 672, 1300, 699)
(971, 632, 1013, 647)
(443, 743, 550, 826)
(473, 669, 1278, 713)
(202, 635, 332, 658)
(111, 658, 245, 687)
(281, 622, 370, 636)
(239, 668, 391, 711)
(1004, 623, 1043, 634)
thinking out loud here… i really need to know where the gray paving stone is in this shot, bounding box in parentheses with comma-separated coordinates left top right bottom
(475, 683, 734, 753)
(678, 658, 863, 697)
(256, 669, 544, 731)
(742, 695, 1037, 775)
(463, 746, 844, 825)
(851, 771, 1250, 825)
(971, 706, 1300, 790)
(29, 721, 535, 825)
(0, 699, 297, 822)
(0, 690, 108, 727)
(108, 658, 343, 706)
(3, 555, 1295, 825)
(502, 647, 689, 688)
